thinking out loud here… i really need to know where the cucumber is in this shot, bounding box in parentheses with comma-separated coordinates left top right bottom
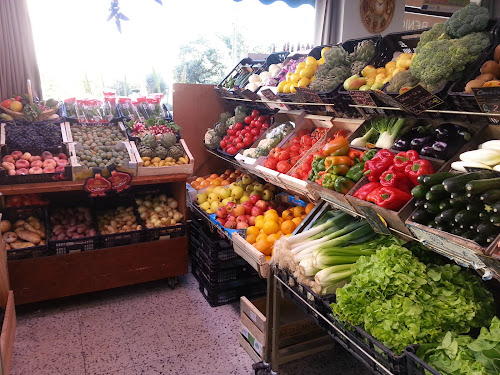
(415, 199, 426, 209)
(454, 210, 475, 226)
(449, 195, 468, 208)
(411, 185, 429, 199)
(411, 209, 433, 224)
(465, 177, 500, 195)
(479, 211, 491, 222)
(426, 185, 448, 201)
(466, 203, 481, 213)
(450, 227, 463, 235)
(436, 208, 459, 225)
(490, 213, 500, 226)
(463, 231, 477, 239)
(473, 235, 488, 247)
(439, 200, 452, 211)
(450, 192, 463, 200)
(476, 223, 499, 237)
(424, 201, 441, 215)
(442, 171, 497, 193)
(418, 172, 456, 187)
(480, 189, 500, 203)
(492, 201, 500, 213)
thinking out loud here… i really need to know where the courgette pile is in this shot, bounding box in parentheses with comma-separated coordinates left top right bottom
(410, 170, 500, 247)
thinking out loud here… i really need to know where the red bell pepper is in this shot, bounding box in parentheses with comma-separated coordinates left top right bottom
(366, 186, 412, 211)
(315, 171, 326, 186)
(380, 167, 413, 193)
(404, 159, 435, 185)
(363, 149, 396, 182)
(353, 182, 381, 201)
(348, 148, 363, 161)
(393, 150, 419, 173)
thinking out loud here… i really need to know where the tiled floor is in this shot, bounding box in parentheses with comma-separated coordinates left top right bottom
(12, 273, 371, 375)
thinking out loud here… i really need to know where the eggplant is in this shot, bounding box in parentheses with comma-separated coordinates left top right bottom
(420, 145, 438, 158)
(392, 138, 410, 151)
(432, 141, 448, 159)
(410, 135, 435, 152)
(435, 123, 457, 140)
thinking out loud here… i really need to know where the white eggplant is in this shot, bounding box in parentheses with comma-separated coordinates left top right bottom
(451, 161, 492, 172)
(459, 149, 500, 166)
(479, 140, 500, 150)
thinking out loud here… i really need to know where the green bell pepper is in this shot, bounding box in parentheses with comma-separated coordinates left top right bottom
(309, 157, 326, 181)
(322, 173, 339, 190)
(361, 149, 377, 162)
(345, 162, 365, 182)
(334, 176, 356, 194)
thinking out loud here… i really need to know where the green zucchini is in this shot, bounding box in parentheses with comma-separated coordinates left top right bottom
(424, 201, 441, 215)
(414, 199, 426, 209)
(436, 225, 449, 232)
(454, 210, 475, 226)
(450, 227, 462, 235)
(411, 185, 429, 200)
(410, 209, 433, 224)
(492, 201, 500, 213)
(469, 223, 479, 231)
(479, 211, 491, 222)
(480, 189, 500, 203)
(476, 223, 499, 237)
(427, 220, 438, 229)
(426, 185, 448, 201)
(442, 171, 497, 193)
(465, 177, 500, 195)
(473, 235, 488, 247)
(466, 203, 481, 212)
(418, 172, 456, 187)
(436, 208, 459, 225)
(449, 195, 468, 208)
(450, 192, 463, 200)
(463, 231, 477, 239)
(439, 200, 452, 211)
(486, 235, 498, 244)
(490, 213, 500, 226)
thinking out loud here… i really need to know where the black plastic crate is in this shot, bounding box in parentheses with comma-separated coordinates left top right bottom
(218, 58, 266, 91)
(143, 222, 186, 242)
(406, 346, 441, 375)
(1, 207, 51, 260)
(95, 204, 144, 248)
(190, 219, 240, 262)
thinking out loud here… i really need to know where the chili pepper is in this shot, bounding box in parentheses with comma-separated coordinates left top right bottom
(334, 176, 356, 194)
(380, 167, 413, 193)
(366, 186, 412, 211)
(393, 150, 419, 173)
(328, 164, 351, 176)
(315, 171, 326, 186)
(345, 162, 365, 182)
(321, 137, 349, 157)
(353, 182, 381, 200)
(322, 174, 339, 190)
(363, 149, 396, 182)
(325, 156, 354, 169)
(309, 157, 326, 181)
(348, 148, 363, 160)
(404, 159, 435, 185)
(361, 149, 377, 162)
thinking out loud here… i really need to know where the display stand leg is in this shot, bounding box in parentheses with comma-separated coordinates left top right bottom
(271, 270, 281, 372)
(264, 269, 274, 364)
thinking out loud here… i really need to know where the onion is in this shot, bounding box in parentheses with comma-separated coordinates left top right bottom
(248, 74, 260, 83)
(167, 198, 178, 209)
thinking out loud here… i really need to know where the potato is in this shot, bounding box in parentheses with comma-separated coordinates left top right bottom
(465, 79, 486, 93)
(2, 232, 17, 243)
(17, 230, 41, 244)
(0, 220, 11, 234)
(495, 44, 500, 63)
(11, 241, 35, 249)
(475, 73, 496, 82)
(480, 60, 500, 78)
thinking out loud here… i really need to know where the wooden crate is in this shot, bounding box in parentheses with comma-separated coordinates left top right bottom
(239, 297, 333, 364)
(64, 121, 128, 143)
(69, 141, 138, 180)
(133, 139, 194, 176)
(1, 122, 70, 146)
(232, 233, 270, 278)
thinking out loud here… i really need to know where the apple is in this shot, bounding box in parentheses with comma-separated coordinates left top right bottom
(245, 184, 254, 192)
(206, 187, 214, 195)
(208, 192, 221, 204)
(30, 160, 43, 168)
(248, 216, 256, 226)
(216, 206, 227, 219)
(236, 215, 248, 224)
(21, 152, 32, 161)
(226, 201, 236, 212)
(231, 186, 244, 199)
(196, 193, 207, 204)
(251, 206, 263, 217)
(233, 204, 245, 216)
(2, 155, 14, 164)
(224, 221, 237, 229)
(11, 151, 22, 160)
(216, 218, 227, 226)
(221, 197, 234, 206)
(210, 201, 220, 212)
(262, 189, 274, 201)
(241, 174, 253, 185)
(249, 195, 260, 205)
(253, 183, 264, 193)
(255, 200, 268, 211)
(236, 222, 249, 229)
(242, 201, 253, 215)
(264, 183, 276, 192)
(219, 188, 230, 199)
(15, 159, 30, 169)
(226, 214, 237, 223)
(200, 201, 211, 211)
(240, 195, 250, 203)
(229, 182, 239, 191)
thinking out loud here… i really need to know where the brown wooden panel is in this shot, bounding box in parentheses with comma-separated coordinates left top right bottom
(8, 238, 188, 305)
(0, 291, 16, 375)
(173, 83, 229, 177)
(0, 238, 9, 308)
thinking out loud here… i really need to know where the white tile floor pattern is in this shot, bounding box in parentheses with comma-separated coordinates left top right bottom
(11, 273, 371, 375)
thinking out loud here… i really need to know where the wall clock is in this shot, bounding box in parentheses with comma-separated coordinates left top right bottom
(360, 0, 395, 33)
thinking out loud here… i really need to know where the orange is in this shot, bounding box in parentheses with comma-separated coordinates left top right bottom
(281, 220, 297, 235)
(267, 233, 281, 245)
(264, 209, 278, 217)
(301, 214, 307, 219)
(200, 180, 210, 188)
(247, 226, 259, 236)
(263, 220, 279, 235)
(293, 206, 306, 218)
(190, 181, 200, 189)
(278, 218, 284, 226)
(264, 211, 279, 222)
(266, 256, 272, 262)
(292, 217, 302, 227)
(221, 180, 230, 185)
(276, 231, 283, 237)
(246, 233, 257, 244)
(254, 239, 272, 256)
(255, 215, 265, 229)
(224, 169, 233, 175)
(305, 203, 315, 214)
(210, 179, 222, 186)
(282, 209, 294, 220)
(285, 234, 291, 237)
(255, 233, 268, 243)
(195, 177, 204, 182)
(210, 174, 219, 179)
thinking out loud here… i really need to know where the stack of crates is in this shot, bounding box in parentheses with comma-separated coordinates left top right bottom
(189, 218, 266, 307)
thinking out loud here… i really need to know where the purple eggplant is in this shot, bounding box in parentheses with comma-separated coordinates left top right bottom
(435, 123, 457, 140)
(410, 135, 435, 152)
(432, 141, 448, 159)
(420, 146, 437, 158)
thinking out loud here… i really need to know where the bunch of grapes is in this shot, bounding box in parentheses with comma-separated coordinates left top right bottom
(5, 122, 63, 150)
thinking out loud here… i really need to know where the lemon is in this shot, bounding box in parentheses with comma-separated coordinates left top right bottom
(290, 85, 297, 93)
(290, 73, 300, 84)
(283, 83, 291, 93)
(277, 81, 287, 93)
(299, 67, 315, 79)
(321, 47, 330, 58)
(298, 77, 310, 87)
(310, 75, 316, 82)
(306, 56, 317, 65)
(296, 62, 307, 71)
(318, 57, 326, 65)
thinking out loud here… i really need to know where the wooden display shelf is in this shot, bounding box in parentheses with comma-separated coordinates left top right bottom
(8, 237, 188, 305)
(0, 174, 190, 196)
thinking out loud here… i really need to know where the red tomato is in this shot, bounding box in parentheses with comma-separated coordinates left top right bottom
(301, 163, 311, 173)
(251, 110, 260, 118)
(241, 128, 250, 136)
(333, 129, 349, 138)
(264, 157, 278, 170)
(300, 145, 312, 154)
(276, 160, 292, 173)
(235, 130, 241, 137)
(257, 115, 266, 123)
(227, 146, 237, 155)
(235, 136, 243, 144)
(244, 116, 253, 124)
(292, 137, 301, 146)
(290, 144, 301, 153)
(290, 156, 300, 166)
(262, 124, 270, 130)
(251, 128, 259, 136)
(301, 135, 312, 146)
(290, 151, 299, 158)
(234, 122, 243, 131)
(304, 155, 314, 165)
(253, 121, 262, 129)
(236, 142, 244, 150)
(298, 129, 310, 137)
(243, 137, 253, 146)
(252, 136, 259, 142)
(269, 148, 281, 159)
(250, 120, 256, 127)
(277, 150, 290, 161)
(292, 172, 302, 179)
(283, 145, 292, 152)
(312, 138, 318, 145)
(220, 140, 227, 149)
(227, 128, 236, 136)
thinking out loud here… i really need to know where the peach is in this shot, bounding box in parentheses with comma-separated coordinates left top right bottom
(43, 166, 55, 173)
(53, 157, 59, 162)
(2, 155, 14, 163)
(29, 156, 41, 163)
(15, 159, 30, 169)
(42, 159, 57, 168)
(55, 165, 65, 173)
(29, 167, 43, 175)
(58, 153, 67, 160)
(30, 160, 43, 168)
(7, 170, 16, 176)
(21, 152, 32, 160)
(15, 168, 28, 175)
(11, 151, 22, 160)
(41, 151, 53, 160)
(56, 159, 68, 167)
(1, 162, 15, 171)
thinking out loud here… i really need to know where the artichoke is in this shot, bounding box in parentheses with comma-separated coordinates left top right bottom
(167, 144, 185, 160)
(324, 46, 349, 68)
(350, 40, 376, 63)
(138, 146, 155, 158)
(160, 132, 176, 148)
(350, 61, 367, 75)
(155, 145, 169, 159)
(141, 134, 158, 149)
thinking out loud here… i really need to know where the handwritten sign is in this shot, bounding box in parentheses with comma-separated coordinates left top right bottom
(357, 205, 392, 235)
(240, 89, 261, 101)
(371, 90, 404, 109)
(216, 87, 237, 99)
(260, 89, 290, 110)
(472, 87, 500, 114)
(295, 87, 327, 112)
(349, 90, 377, 107)
(396, 85, 444, 114)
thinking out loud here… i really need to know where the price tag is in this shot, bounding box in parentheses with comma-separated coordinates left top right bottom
(371, 90, 404, 109)
(319, 190, 353, 212)
(395, 85, 444, 114)
(349, 90, 377, 107)
(357, 205, 391, 235)
(240, 89, 261, 101)
(294, 87, 325, 107)
(472, 87, 500, 113)
(260, 89, 290, 110)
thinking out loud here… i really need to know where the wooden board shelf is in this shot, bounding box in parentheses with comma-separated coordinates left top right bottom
(0, 174, 191, 195)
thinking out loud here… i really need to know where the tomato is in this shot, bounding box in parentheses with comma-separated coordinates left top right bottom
(301, 162, 311, 173)
(227, 128, 236, 136)
(333, 129, 349, 138)
(253, 121, 262, 129)
(220, 140, 227, 149)
(235, 136, 243, 144)
(257, 115, 266, 123)
(304, 155, 314, 165)
(262, 124, 270, 130)
(244, 116, 253, 124)
(290, 156, 300, 166)
(300, 135, 312, 146)
(292, 137, 301, 146)
(290, 151, 299, 158)
(236, 142, 244, 150)
(298, 129, 310, 137)
(263, 157, 278, 170)
(243, 137, 253, 147)
(251, 110, 260, 118)
(250, 120, 256, 127)
(277, 150, 290, 161)
(269, 148, 281, 159)
(241, 128, 250, 136)
(227, 146, 238, 155)
(251, 128, 259, 136)
(290, 144, 301, 153)
(252, 136, 259, 142)
(312, 138, 318, 145)
(292, 172, 302, 179)
(234, 122, 243, 131)
(299, 145, 311, 154)
(276, 160, 292, 173)
(236, 130, 242, 137)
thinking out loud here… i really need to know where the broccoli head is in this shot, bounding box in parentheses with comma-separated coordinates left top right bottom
(410, 39, 469, 85)
(415, 24, 451, 53)
(444, 4, 489, 38)
(456, 31, 491, 61)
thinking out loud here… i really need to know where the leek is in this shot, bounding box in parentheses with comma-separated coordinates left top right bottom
(288, 211, 351, 246)
(351, 126, 378, 147)
(374, 117, 406, 149)
(299, 255, 321, 277)
(314, 264, 355, 287)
